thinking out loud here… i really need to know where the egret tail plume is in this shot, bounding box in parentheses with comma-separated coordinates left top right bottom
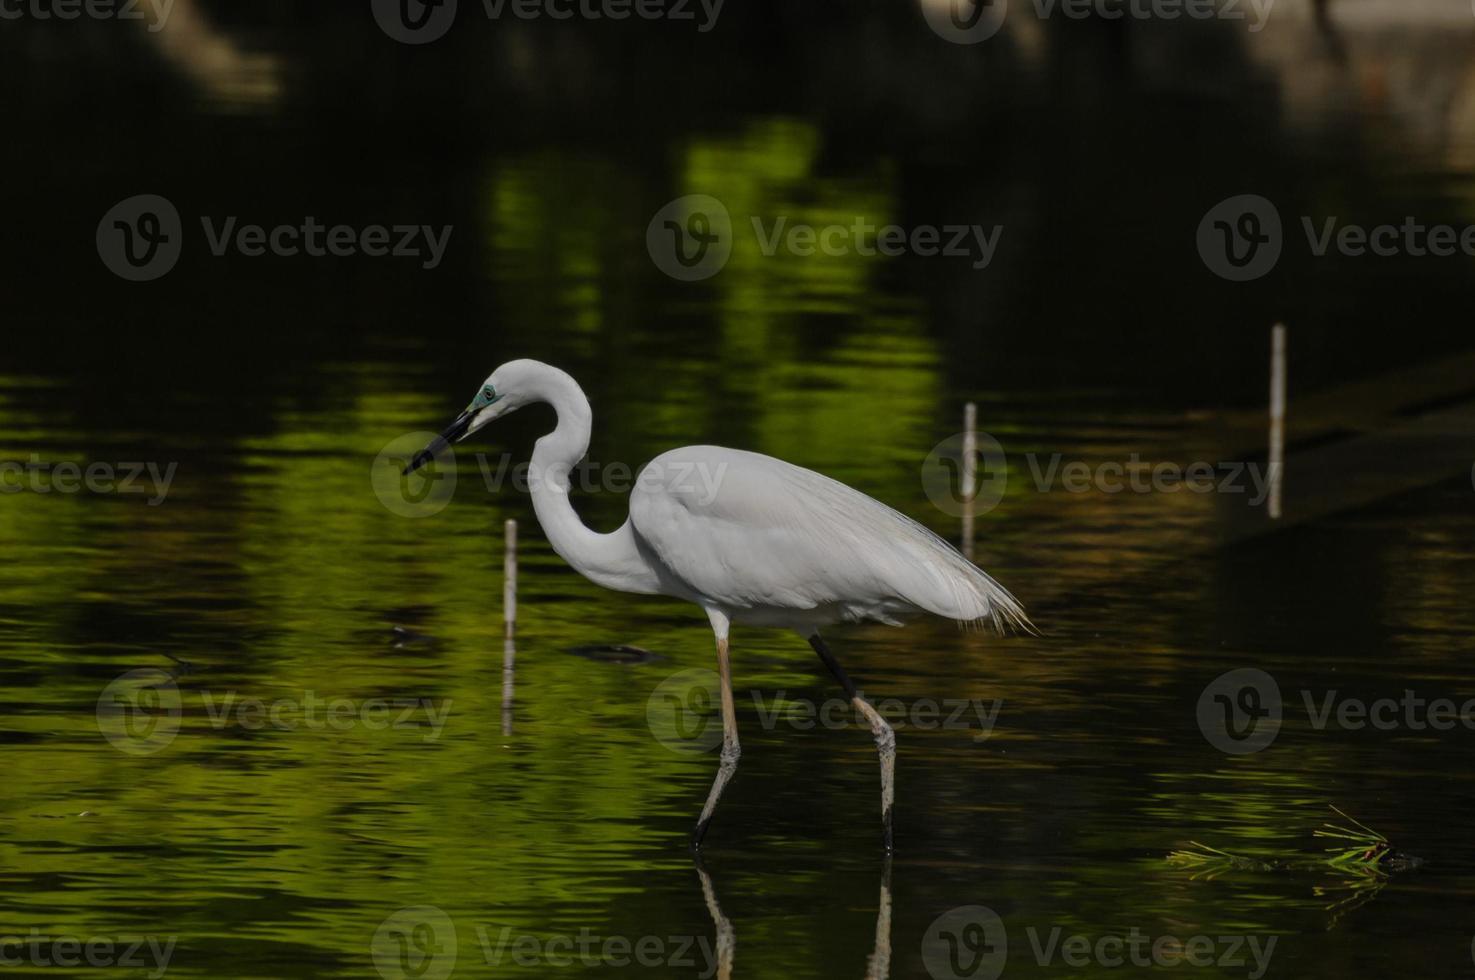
(960, 565, 1036, 636)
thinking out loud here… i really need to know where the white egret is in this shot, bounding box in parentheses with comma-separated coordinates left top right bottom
(404, 359, 1031, 850)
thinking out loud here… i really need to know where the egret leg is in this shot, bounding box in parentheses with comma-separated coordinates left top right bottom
(693, 611, 739, 849)
(809, 633, 895, 851)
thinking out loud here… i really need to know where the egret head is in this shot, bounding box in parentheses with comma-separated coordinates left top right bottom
(402, 362, 538, 475)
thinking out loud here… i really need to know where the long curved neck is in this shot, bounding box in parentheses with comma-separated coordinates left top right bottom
(526, 368, 662, 595)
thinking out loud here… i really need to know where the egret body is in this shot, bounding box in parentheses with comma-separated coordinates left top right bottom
(405, 359, 1029, 849)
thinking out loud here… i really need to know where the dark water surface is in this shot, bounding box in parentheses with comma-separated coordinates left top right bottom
(4, 2, 1475, 977)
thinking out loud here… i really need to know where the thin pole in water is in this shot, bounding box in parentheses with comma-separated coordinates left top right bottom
(502, 518, 517, 734)
(1268, 324, 1286, 519)
(961, 401, 977, 560)
(503, 518, 518, 637)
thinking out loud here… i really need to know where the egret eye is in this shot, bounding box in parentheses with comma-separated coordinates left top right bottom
(469, 385, 498, 411)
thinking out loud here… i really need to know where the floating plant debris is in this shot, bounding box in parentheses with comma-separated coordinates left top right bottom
(1168, 807, 1421, 928)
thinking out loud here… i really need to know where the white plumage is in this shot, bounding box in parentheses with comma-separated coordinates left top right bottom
(629, 445, 1029, 633)
(405, 358, 1030, 850)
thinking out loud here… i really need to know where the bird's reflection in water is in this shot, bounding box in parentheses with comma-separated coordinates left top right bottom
(695, 856, 893, 980)
(694, 860, 735, 980)
(865, 858, 892, 980)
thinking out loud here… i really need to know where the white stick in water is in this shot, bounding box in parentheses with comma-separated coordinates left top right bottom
(961, 402, 977, 560)
(502, 519, 517, 732)
(1268, 324, 1286, 520)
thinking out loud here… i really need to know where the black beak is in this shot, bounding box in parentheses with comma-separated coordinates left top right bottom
(402, 410, 473, 475)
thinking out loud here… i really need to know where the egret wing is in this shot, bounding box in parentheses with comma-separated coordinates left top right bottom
(628, 446, 1027, 630)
